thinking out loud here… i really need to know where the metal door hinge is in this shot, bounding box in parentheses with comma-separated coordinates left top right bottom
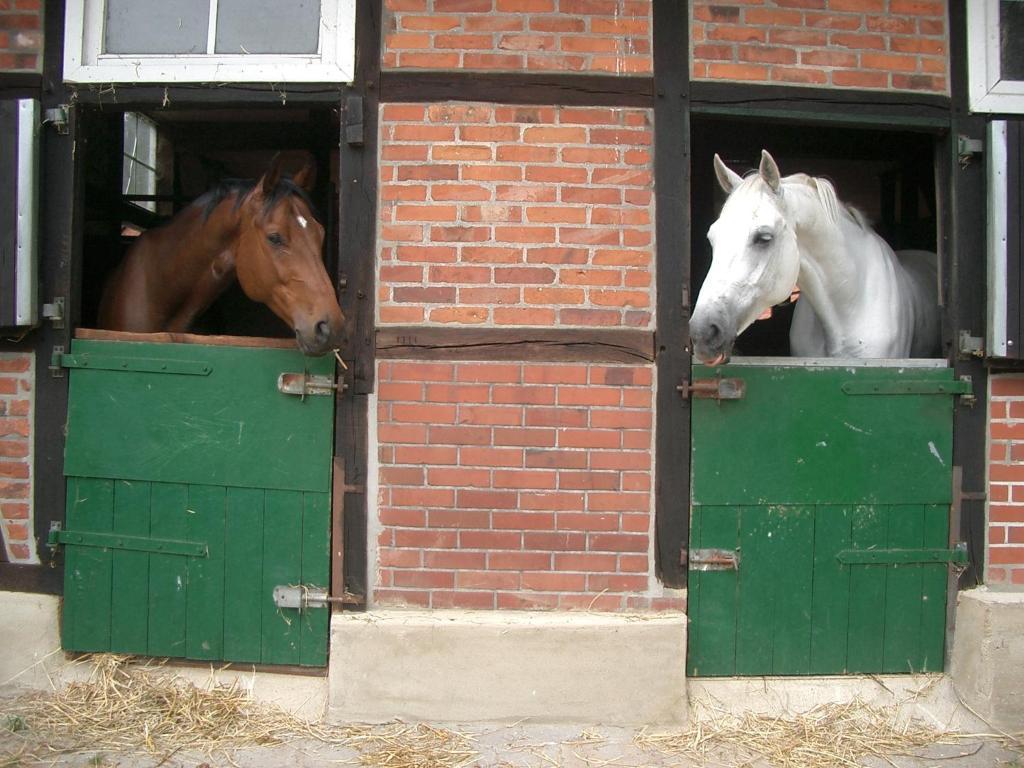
(42, 105, 69, 135)
(958, 330, 984, 358)
(49, 345, 65, 378)
(278, 371, 338, 398)
(47, 522, 207, 557)
(836, 542, 968, 566)
(841, 377, 974, 404)
(957, 135, 983, 167)
(273, 584, 364, 610)
(685, 548, 740, 571)
(42, 297, 65, 329)
(677, 376, 745, 401)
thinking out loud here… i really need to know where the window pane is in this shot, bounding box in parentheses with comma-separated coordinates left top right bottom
(1000, 1, 1024, 81)
(105, 0, 211, 54)
(214, 0, 320, 54)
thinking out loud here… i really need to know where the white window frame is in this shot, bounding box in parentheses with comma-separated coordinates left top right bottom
(64, 0, 355, 84)
(967, 0, 1024, 113)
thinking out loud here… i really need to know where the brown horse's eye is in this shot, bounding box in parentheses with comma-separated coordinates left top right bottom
(267, 232, 285, 247)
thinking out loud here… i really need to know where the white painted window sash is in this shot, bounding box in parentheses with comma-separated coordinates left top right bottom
(64, 0, 355, 84)
(967, 0, 1024, 114)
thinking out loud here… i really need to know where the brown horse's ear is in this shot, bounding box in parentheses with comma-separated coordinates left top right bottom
(291, 161, 317, 193)
(257, 153, 286, 199)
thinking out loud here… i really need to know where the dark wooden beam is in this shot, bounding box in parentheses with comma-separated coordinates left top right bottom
(652, 0, 692, 589)
(66, 83, 346, 108)
(691, 80, 951, 130)
(377, 327, 655, 363)
(947, 0, 988, 590)
(333, 0, 382, 608)
(380, 71, 653, 107)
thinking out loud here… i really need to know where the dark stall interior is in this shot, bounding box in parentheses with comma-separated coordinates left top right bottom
(77, 106, 340, 338)
(690, 117, 938, 358)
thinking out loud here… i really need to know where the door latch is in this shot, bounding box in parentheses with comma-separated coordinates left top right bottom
(677, 377, 745, 401)
(273, 585, 364, 609)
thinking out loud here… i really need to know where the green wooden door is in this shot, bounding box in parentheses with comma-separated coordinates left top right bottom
(58, 338, 335, 667)
(688, 361, 964, 676)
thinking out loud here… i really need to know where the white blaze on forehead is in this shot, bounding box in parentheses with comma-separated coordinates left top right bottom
(296, 214, 308, 229)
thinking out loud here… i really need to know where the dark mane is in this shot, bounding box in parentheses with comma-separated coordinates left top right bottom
(193, 176, 319, 221)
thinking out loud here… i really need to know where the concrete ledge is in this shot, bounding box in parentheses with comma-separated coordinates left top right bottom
(950, 586, 1024, 732)
(327, 610, 688, 725)
(0, 590, 327, 720)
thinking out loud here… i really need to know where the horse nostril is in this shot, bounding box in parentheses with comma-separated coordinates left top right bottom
(707, 322, 722, 344)
(314, 320, 331, 344)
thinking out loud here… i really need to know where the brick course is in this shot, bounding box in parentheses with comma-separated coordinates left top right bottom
(691, 0, 948, 93)
(374, 359, 684, 611)
(0, 353, 35, 564)
(379, 103, 655, 328)
(988, 375, 1024, 587)
(383, 0, 652, 74)
(0, 2, 42, 72)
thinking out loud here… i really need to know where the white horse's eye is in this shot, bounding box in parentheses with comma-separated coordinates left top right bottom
(752, 229, 774, 246)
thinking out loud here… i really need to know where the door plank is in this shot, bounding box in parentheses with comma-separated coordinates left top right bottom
(148, 483, 189, 657)
(847, 505, 889, 673)
(63, 478, 115, 652)
(688, 505, 739, 676)
(770, 506, 814, 674)
(735, 506, 775, 675)
(110, 479, 151, 653)
(299, 491, 331, 667)
(883, 504, 925, 672)
(224, 488, 265, 663)
(919, 503, 950, 671)
(810, 505, 852, 673)
(262, 490, 303, 665)
(186, 485, 226, 660)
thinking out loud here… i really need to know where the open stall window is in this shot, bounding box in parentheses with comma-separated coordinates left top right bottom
(64, 0, 355, 83)
(123, 112, 159, 215)
(987, 119, 1024, 358)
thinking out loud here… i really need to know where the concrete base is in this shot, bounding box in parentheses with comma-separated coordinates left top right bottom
(0, 590, 328, 720)
(690, 675, 989, 732)
(950, 586, 1024, 732)
(327, 610, 688, 725)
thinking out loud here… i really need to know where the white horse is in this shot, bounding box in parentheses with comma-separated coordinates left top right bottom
(689, 150, 941, 364)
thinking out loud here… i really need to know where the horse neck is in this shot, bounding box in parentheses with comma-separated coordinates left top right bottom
(790, 195, 897, 345)
(146, 196, 246, 326)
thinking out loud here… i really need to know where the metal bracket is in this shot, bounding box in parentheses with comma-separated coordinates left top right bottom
(273, 584, 364, 610)
(277, 371, 338, 399)
(49, 345, 65, 378)
(958, 330, 984, 359)
(677, 377, 745, 401)
(42, 105, 69, 135)
(345, 94, 364, 146)
(42, 297, 65, 329)
(686, 548, 740, 571)
(47, 523, 208, 557)
(836, 542, 968, 566)
(841, 377, 973, 398)
(58, 353, 212, 376)
(957, 134, 983, 167)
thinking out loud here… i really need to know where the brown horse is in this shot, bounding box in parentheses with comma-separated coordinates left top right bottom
(97, 157, 345, 356)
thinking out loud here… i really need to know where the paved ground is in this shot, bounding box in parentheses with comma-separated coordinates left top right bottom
(1, 718, 1021, 768)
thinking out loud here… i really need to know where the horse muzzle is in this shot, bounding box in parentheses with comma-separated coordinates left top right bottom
(689, 309, 736, 366)
(294, 314, 347, 357)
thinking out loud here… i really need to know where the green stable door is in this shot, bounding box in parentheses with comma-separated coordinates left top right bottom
(56, 337, 336, 667)
(688, 361, 968, 677)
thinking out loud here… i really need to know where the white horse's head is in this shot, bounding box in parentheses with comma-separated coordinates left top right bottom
(690, 150, 801, 365)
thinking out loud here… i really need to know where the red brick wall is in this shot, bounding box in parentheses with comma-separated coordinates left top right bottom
(378, 103, 654, 328)
(383, 0, 652, 74)
(374, 359, 684, 610)
(0, 1, 43, 72)
(691, 0, 948, 93)
(0, 353, 35, 564)
(988, 375, 1024, 587)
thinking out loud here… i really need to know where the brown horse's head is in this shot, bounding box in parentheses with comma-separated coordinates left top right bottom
(235, 158, 346, 356)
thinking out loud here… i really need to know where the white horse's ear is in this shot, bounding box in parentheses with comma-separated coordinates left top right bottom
(759, 150, 782, 194)
(713, 153, 743, 194)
